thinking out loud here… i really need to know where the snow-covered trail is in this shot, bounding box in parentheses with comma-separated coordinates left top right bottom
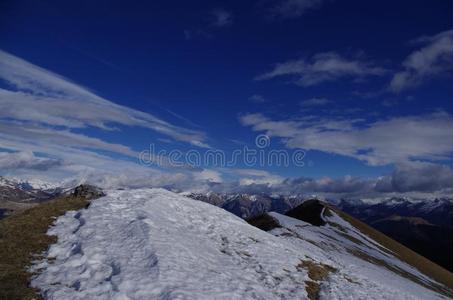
(31, 188, 449, 300)
(31, 189, 309, 299)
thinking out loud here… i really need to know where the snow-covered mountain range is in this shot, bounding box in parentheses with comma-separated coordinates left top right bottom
(185, 192, 453, 223)
(337, 197, 453, 273)
(337, 197, 453, 228)
(0, 177, 63, 218)
(184, 192, 308, 219)
(30, 188, 453, 299)
(0, 176, 62, 198)
(185, 191, 453, 273)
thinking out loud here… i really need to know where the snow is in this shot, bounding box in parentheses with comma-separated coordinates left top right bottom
(31, 189, 309, 299)
(268, 211, 447, 300)
(31, 188, 448, 300)
(0, 176, 61, 191)
(0, 176, 17, 188)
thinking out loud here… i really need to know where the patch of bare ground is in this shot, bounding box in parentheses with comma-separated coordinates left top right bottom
(297, 260, 337, 300)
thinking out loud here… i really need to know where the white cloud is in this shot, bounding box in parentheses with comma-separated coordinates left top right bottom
(233, 168, 273, 177)
(277, 163, 453, 198)
(376, 161, 453, 193)
(0, 151, 63, 171)
(256, 52, 387, 86)
(0, 148, 225, 192)
(0, 50, 208, 148)
(390, 29, 453, 92)
(0, 121, 161, 183)
(270, 0, 325, 19)
(0, 122, 138, 157)
(240, 112, 453, 166)
(281, 175, 373, 195)
(189, 161, 453, 198)
(230, 168, 284, 186)
(284, 162, 453, 196)
(239, 176, 283, 186)
(223, 169, 284, 188)
(195, 169, 223, 183)
(208, 161, 453, 198)
(0, 50, 218, 187)
(249, 94, 267, 103)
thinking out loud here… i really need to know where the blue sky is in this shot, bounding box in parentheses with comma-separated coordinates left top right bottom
(1, 0, 453, 197)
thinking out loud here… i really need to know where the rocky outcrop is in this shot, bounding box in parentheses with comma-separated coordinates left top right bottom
(72, 184, 105, 200)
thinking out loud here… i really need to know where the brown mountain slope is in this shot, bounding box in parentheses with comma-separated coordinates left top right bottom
(328, 203, 453, 292)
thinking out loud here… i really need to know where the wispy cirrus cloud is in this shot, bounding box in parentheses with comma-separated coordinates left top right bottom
(0, 122, 221, 190)
(0, 151, 63, 171)
(255, 52, 387, 87)
(269, 0, 326, 19)
(0, 120, 163, 180)
(210, 8, 233, 27)
(184, 8, 233, 40)
(0, 49, 217, 186)
(0, 50, 209, 148)
(225, 168, 284, 186)
(240, 111, 453, 166)
(390, 29, 453, 92)
(300, 97, 331, 107)
(248, 94, 268, 103)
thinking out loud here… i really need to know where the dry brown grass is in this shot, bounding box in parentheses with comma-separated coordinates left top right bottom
(330, 207, 453, 297)
(298, 260, 336, 300)
(0, 195, 91, 300)
(298, 260, 337, 281)
(304, 280, 320, 300)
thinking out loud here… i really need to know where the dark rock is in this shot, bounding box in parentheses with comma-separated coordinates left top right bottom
(285, 199, 326, 226)
(72, 184, 105, 200)
(247, 213, 281, 231)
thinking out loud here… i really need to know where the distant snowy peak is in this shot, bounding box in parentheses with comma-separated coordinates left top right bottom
(0, 176, 62, 205)
(0, 176, 60, 191)
(338, 196, 453, 228)
(14, 178, 61, 191)
(417, 197, 453, 212)
(0, 176, 17, 189)
(0, 175, 96, 195)
(341, 196, 453, 207)
(186, 191, 453, 226)
(31, 189, 453, 299)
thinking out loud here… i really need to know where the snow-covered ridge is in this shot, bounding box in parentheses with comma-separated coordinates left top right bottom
(267, 211, 449, 299)
(31, 189, 450, 299)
